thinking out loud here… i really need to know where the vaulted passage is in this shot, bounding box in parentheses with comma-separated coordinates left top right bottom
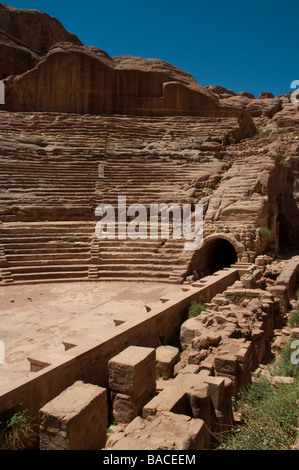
(189, 238, 238, 277)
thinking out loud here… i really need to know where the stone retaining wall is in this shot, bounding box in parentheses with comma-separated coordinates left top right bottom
(0, 267, 239, 418)
(1, 258, 297, 450)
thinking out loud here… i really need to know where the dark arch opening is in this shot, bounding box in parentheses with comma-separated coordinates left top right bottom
(277, 212, 289, 250)
(189, 238, 238, 277)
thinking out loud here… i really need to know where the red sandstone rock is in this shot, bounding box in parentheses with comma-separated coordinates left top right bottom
(259, 92, 275, 99)
(246, 98, 282, 119)
(236, 91, 255, 99)
(39, 381, 108, 450)
(0, 4, 255, 136)
(0, 3, 82, 78)
(1, 42, 254, 131)
(105, 412, 207, 450)
(205, 85, 236, 99)
(272, 102, 299, 128)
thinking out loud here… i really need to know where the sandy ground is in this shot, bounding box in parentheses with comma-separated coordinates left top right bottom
(0, 281, 180, 384)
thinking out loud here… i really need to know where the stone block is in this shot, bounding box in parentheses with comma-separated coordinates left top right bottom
(236, 342, 254, 381)
(106, 412, 207, 450)
(252, 335, 266, 365)
(223, 377, 233, 399)
(268, 285, 288, 299)
(214, 354, 237, 376)
(206, 332, 222, 346)
(204, 376, 225, 410)
(143, 369, 211, 420)
(241, 273, 255, 288)
(142, 395, 162, 419)
(187, 384, 211, 449)
(199, 353, 215, 373)
(180, 316, 202, 350)
(156, 345, 180, 379)
(39, 381, 108, 450)
(187, 349, 202, 365)
(109, 346, 156, 423)
(235, 342, 253, 365)
(112, 393, 140, 424)
(192, 336, 209, 351)
(255, 256, 265, 266)
(180, 364, 201, 374)
(108, 346, 156, 397)
(215, 372, 237, 395)
(275, 261, 299, 290)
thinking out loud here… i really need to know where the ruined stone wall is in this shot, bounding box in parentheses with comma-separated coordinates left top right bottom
(33, 258, 299, 450)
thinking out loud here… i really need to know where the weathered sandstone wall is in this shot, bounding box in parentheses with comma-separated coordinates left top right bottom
(2, 43, 255, 129)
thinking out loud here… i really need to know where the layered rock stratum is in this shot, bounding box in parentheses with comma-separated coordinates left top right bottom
(0, 3, 298, 285)
(0, 4, 299, 453)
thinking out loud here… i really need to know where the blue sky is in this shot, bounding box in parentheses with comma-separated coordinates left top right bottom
(4, 0, 299, 97)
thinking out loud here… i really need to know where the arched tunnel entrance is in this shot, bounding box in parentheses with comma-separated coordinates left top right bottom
(188, 238, 238, 278)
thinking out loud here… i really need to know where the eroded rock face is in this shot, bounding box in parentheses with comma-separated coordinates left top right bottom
(1, 2, 299, 132)
(0, 3, 298, 286)
(272, 100, 299, 128)
(0, 2, 82, 78)
(1, 42, 254, 128)
(112, 55, 199, 86)
(202, 127, 299, 257)
(246, 98, 282, 119)
(0, 5, 256, 126)
(219, 91, 299, 130)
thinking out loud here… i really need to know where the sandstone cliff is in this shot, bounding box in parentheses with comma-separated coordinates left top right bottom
(0, 4, 255, 135)
(0, 2, 82, 78)
(1, 41, 255, 136)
